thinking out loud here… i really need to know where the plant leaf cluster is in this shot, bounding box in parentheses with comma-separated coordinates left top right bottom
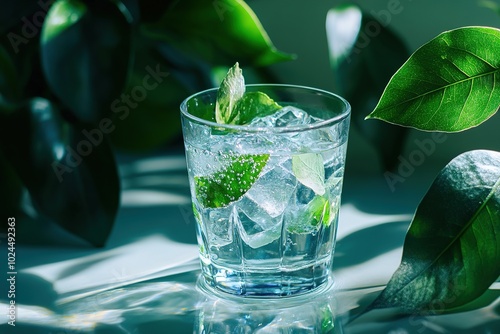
(349, 24, 500, 318)
(327, 1, 500, 321)
(0, 0, 292, 246)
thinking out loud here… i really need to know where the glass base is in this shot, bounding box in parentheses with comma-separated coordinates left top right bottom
(199, 258, 332, 298)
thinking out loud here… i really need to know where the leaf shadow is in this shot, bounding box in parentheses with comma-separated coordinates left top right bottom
(56, 253, 118, 280)
(0, 273, 58, 311)
(333, 220, 409, 270)
(114, 153, 198, 247)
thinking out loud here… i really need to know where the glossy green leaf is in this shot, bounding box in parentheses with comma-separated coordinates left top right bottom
(365, 150, 500, 314)
(367, 26, 500, 132)
(194, 154, 269, 208)
(0, 98, 120, 246)
(141, 0, 294, 67)
(41, 0, 132, 124)
(326, 4, 409, 170)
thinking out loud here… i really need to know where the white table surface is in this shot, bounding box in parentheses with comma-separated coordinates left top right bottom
(1, 152, 499, 333)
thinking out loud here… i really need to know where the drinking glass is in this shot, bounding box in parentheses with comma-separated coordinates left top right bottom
(181, 84, 350, 297)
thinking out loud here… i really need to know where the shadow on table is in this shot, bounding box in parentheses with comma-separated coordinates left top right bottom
(15, 154, 198, 269)
(333, 220, 409, 270)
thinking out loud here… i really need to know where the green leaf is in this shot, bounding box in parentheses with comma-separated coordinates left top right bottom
(292, 153, 325, 195)
(0, 98, 120, 246)
(287, 195, 330, 234)
(214, 63, 281, 125)
(366, 26, 500, 132)
(41, 0, 132, 124)
(108, 36, 190, 151)
(364, 150, 500, 315)
(194, 154, 269, 208)
(141, 0, 294, 67)
(216, 62, 245, 124)
(192, 64, 280, 209)
(326, 4, 409, 170)
(232, 91, 282, 125)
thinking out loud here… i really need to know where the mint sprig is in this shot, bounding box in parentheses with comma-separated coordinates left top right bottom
(292, 153, 326, 195)
(288, 195, 331, 234)
(215, 63, 281, 125)
(194, 63, 280, 208)
(195, 154, 270, 208)
(215, 62, 245, 124)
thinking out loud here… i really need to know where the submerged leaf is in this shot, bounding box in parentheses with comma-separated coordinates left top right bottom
(194, 154, 269, 208)
(367, 26, 500, 132)
(365, 150, 500, 315)
(292, 153, 325, 195)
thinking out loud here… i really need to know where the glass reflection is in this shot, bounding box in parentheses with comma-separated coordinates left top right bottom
(195, 276, 344, 334)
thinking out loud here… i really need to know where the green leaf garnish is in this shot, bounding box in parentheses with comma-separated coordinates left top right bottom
(292, 153, 326, 195)
(361, 149, 500, 315)
(193, 63, 283, 208)
(366, 26, 500, 132)
(215, 62, 245, 124)
(215, 63, 281, 125)
(195, 154, 270, 208)
(288, 195, 331, 234)
(231, 91, 282, 125)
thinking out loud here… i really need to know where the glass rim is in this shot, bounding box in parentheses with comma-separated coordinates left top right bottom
(180, 84, 351, 133)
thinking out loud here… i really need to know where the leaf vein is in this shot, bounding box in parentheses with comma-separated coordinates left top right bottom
(376, 69, 500, 114)
(447, 45, 496, 69)
(452, 79, 473, 129)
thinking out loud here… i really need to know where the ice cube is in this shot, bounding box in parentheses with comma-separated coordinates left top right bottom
(203, 205, 234, 247)
(250, 106, 311, 128)
(274, 106, 311, 127)
(244, 165, 297, 219)
(233, 205, 282, 249)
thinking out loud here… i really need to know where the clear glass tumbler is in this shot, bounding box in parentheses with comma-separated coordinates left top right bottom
(181, 84, 350, 297)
